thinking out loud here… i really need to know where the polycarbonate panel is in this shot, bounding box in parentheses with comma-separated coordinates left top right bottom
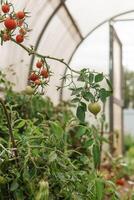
(66, 0, 134, 36)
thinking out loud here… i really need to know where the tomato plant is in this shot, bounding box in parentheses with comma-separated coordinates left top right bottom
(0, 1, 131, 199)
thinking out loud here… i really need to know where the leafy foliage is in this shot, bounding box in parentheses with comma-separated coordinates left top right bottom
(69, 69, 112, 121)
(0, 86, 117, 199)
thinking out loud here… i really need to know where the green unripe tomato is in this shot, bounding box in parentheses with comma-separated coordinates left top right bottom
(88, 102, 101, 116)
(25, 85, 34, 95)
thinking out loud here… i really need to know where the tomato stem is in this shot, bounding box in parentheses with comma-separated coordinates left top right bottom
(0, 98, 19, 166)
(10, 37, 80, 75)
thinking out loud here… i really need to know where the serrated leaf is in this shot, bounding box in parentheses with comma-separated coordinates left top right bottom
(76, 106, 85, 122)
(95, 73, 104, 83)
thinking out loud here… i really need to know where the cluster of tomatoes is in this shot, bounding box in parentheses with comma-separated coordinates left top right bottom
(0, 2, 29, 43)
(1, 2, 50, 95)
(26, 59, 50, 94)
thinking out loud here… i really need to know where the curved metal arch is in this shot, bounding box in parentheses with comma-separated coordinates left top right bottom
(29, 0, 83, 81)
(59, 9, 134, 101)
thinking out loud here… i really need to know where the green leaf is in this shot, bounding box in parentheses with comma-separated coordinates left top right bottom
(84, 139, 94, 148)
(99, 88, 111, 102)
(80, 68, 87, 73)
(95, 73, 104, 83)
(70, 87, 83, 96)
(50, 122, 63, 140)
(16, 120, 26, 128)
(95, 178, 104, 200)
(76, 126, 87, 138)
(89, 73, 94, 84)
(82, 91, 94, 102)
(71, 97, 80, 103)
(78, 69, 89, 82)
(92, 83, 100, 88)
(10, 180, 19, 191)
(76, 106, 85, 122)
(48, 151, 57, 163)
(93, 143, 100, 169)
(106, 180, 116, 188)
(80, 101, 87, 111)
(15, 189, 25, 200)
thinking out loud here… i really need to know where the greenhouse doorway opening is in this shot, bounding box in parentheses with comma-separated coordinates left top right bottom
(113, 18, 134, 155)
(66, 15, 134, 155)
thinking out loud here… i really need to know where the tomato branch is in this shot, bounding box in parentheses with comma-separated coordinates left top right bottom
(0, 98, 19, 166)
(11, 38, 80, 75)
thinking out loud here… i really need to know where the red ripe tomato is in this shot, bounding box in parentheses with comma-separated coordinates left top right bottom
(4, 18, 16, 30)
(40, 69, 49, 78)
(116, 178, 125, 186)
(36, 61, 43, 69)
(2, 4, 10, 13)
(16, 34, 24, 43)
(3, 33, 10, 41)
(34, 79, 41, 85)
(16, 11, 25, 19)
(29, 73, 39, 81)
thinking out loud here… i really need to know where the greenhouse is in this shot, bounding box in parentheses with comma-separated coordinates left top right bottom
(0, 0, 134, 199)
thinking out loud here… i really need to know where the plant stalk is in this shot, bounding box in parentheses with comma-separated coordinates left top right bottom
(11, 38, 80, 74)
(0, 98, 19, 166)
